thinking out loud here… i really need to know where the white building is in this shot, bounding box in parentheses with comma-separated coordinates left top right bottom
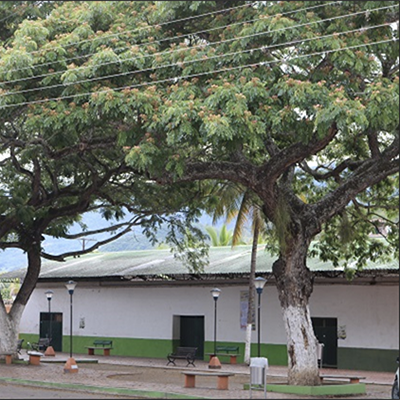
(7, 245, 399, 372)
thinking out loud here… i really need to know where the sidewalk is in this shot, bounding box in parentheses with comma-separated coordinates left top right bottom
(0, 352, 395, 399)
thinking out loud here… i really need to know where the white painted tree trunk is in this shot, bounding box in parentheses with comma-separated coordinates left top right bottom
(244, 323, 252, 364)
(283, 304, 320, 386)
(0, 303, 24, 357)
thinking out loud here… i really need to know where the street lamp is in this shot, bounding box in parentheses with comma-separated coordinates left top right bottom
(254, 277, 267, 357)
(209, 288, 221, 369)
(44, 290, 55, 356)
(64, 280, 78, 373)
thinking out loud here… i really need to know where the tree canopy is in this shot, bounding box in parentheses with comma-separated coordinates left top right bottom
(0, 1, 398, 385)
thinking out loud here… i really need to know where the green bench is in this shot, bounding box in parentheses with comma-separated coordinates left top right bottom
(206, 346, 240, 364)
(85, 339, 113, 356)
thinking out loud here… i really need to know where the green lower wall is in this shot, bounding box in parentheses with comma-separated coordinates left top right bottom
(19, 333, 397, 372)
(338, 347, 398, 372)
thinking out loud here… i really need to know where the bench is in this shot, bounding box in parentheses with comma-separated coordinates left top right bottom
(27, 350, 44, 365)
(206, 346, 240, 364)
(85, 340, 113, 356)
(17, 339, 24, 355)
(181, 371, 235, 390)
(320, 374, 366, 384)
(167, 346, 197, 367)
(28, 338, 50, 352)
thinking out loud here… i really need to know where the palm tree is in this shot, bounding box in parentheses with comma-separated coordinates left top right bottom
(205, 224, 234, 247)
(206, 182, 268, 364)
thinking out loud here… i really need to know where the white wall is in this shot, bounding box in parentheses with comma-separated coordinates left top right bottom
(310, 284, 399, 349)
(20, 281, 399, 350)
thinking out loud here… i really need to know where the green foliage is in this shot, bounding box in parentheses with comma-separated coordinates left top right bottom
(0, 0, 398, 275)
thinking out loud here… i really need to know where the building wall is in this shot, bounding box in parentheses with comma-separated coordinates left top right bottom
(19, 281, 399, 371)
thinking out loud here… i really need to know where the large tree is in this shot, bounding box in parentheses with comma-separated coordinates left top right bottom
(0, 1, 209, 358)
(0, 1, 398, 385)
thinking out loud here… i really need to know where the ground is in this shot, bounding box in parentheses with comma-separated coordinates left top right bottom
(0, 353, 395, 399)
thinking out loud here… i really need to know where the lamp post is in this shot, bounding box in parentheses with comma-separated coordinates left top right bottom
(44, 290, 55, 356)
(254, 277, 267, 357)
(209, 288, 221, 369)
(64, 280, 78, 373)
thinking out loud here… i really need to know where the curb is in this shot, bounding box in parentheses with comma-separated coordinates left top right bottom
(0, 377, 207, 399)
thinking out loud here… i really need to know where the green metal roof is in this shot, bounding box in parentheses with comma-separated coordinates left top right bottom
(1, 245, 398, 280)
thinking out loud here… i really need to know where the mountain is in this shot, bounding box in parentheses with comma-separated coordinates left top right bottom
(0, 212, 240, 273)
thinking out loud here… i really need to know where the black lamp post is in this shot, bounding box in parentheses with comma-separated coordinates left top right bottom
(210, 288, 221, 354)
(45, 290, 53, 343)
(254, 277, 267, 357)
(64, 280, 78, 372)
(209, 288, 221, 369)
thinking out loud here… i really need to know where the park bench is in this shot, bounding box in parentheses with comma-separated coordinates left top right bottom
(85, 339, 113, 356)
(17, 339, 24, 355)
(320, 374, 366, 384)
(181, 371, 235, 390)
(206, 345, 240, 364)
(28, 338, 50, 352)
(167, 346, 197, 367)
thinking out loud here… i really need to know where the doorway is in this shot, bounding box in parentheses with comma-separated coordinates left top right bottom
(312, 317, 338, 368)
(39, 312, 63, 352)
(179, 316, 204, 359)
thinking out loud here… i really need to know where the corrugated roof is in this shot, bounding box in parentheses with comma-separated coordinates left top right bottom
(1, 245, 398, 280)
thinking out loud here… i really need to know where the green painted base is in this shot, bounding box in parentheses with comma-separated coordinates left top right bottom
(244, 383, 366, 396)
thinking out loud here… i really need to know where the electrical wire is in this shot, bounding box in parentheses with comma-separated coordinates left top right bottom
(1, 22, 392, 98)
(1, 1, 341, 75)
(1, 3, 396, 88)
(0, 37, 396, 110)
(20, 1, 259, 57)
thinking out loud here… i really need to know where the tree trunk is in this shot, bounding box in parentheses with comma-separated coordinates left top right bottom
(244, 219, 260, 364)
(0, 302, 24, 357)
(272, 236, 320, 386)
(244, 324, 252, 365)
(0, 239, 42, 358)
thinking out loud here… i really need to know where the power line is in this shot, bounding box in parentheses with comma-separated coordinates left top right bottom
(21, 1, 258, 57)
(1, 3, 396, 88)
(0, 38, 396, 110)
(2, 1, 341, 76)
(1, 22, 392, 98)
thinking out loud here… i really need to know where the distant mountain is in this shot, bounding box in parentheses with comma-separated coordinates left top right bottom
(0, 212, 241, 273)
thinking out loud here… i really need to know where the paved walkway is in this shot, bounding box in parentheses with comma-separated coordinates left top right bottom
(0, 352, 395, 399)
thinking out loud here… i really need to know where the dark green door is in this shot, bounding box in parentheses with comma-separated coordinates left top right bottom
(180, 316, 204, 359)
(312, 317, 337, 368)
(40, 312, 63, 352)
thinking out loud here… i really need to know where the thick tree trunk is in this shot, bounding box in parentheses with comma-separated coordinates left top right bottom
(0, 302, 24, 357)
(0, 240, 42, 358)
(273, 235, 320, 386)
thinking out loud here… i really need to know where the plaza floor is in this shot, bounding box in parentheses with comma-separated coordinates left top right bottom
(0, 353, 395, 399)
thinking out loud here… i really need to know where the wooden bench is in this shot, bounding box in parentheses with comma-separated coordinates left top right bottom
(85, 340, 113, 356)
(320, 374, 366, 384)
(181, 371, 235, 390)
(206, 346, 240, 364)
(167, 346, 197, 367)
